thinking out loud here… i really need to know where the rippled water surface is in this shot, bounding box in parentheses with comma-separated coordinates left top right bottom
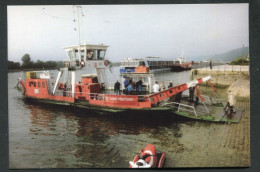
(8, 69, 249, 168)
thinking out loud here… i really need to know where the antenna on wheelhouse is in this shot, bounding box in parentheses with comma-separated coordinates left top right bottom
(74, 5, 82, 45)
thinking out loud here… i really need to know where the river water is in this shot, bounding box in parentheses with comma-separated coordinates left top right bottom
(8, 68, 249, 168)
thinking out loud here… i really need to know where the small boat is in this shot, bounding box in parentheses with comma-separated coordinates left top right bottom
(170, 57, 193, 72)
(129, 144, 166, 168)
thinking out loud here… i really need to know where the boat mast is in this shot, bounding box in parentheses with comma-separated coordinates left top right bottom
(75, 5, 82, 45)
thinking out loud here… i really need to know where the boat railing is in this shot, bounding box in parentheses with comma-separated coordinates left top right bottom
(105, 82, 117, 90)
(200, 94, 226, 106)
(52, 90, 153, 103)
(160, 102, 208, 117)
(200, 95, 212, 105)
(53, 90, 73, 97)
(211, 97, 226, 105)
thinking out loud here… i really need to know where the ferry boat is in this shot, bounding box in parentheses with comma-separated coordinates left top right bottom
(17, 6, 243, 123)
(17, 41, 243, 123)
(120, 56, 192, 73)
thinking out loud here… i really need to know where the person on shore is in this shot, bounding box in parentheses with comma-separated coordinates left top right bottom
(114, 80, 121, 95)
(160, 80, 165, 91)
(225, 91, 236, 114)
(209, 60, 212, 70)
(153, 81, 160, 93)
(168, 81, 173, 88)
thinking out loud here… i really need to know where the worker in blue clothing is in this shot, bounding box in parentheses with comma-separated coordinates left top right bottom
(127, 83, 134, 95)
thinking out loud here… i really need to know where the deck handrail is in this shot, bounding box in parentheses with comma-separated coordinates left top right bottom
(160, 102, 199, 117)
(53, 90, 153, 102)
(201, 95, 211, 105)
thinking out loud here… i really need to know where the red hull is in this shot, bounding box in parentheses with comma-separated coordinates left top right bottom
(19, 76, 210, 110)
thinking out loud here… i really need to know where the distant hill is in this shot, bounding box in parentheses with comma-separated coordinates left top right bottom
(210, 46, 249, 62)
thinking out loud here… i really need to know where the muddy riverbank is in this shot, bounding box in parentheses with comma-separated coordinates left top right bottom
(190, 66, 250, 100)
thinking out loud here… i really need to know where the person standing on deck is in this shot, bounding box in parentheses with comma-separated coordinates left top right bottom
(114, 80, 121, 95)
(127, 83, 134, 95)
(194, 86, 200, 106)
(160, 80, 165, 91)
(189, 86, 195, 102)
(168, 81, 174, 101)
(136, 79, 143, 95)
(153, 81, 160, 93)
(129, 78, 133, 84)
(123, 77, 128, 94)
(124, 77, 128, 88)
(175, 91, 183, 103)
(168, 81, 173, 88)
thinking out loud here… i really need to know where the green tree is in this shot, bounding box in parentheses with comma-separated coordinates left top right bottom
(34, 60, 45, 69)
(45, 61, 57, 68)
(8, 61, 20, 69)
(21, 54, 31, 68)
(230, 56, 249, 65)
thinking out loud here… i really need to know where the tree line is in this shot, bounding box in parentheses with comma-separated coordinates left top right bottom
(230, 56, 249, 65)
(8, 54, 64, 70)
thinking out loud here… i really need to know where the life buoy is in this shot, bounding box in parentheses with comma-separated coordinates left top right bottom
(58, 83, 64, 90)
(104, 60, 109, 66)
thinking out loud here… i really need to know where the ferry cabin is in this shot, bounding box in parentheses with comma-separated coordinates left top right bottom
(64, 43, 110, 69)
(119, 72, 155, 93)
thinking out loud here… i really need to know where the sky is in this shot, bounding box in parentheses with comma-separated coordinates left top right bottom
(8, 4, 249, 62)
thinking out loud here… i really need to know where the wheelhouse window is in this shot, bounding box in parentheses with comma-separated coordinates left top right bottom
(33, 82, 36, 87)
(67, 51, 74, 59)
(38, 82, 41, 88)
(87, 50, 95, 60)
(42, 82, 45, 88)
(97, 50, 106, 60)
(80, 50, 85, 61)
(139, 61, 145, 66)
(75, 49, 79, 61)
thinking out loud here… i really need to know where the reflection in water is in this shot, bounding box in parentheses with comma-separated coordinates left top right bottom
(8, 70, 194, 168)
(148, 123, 185, 153)
(24, 102, 186, 168)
